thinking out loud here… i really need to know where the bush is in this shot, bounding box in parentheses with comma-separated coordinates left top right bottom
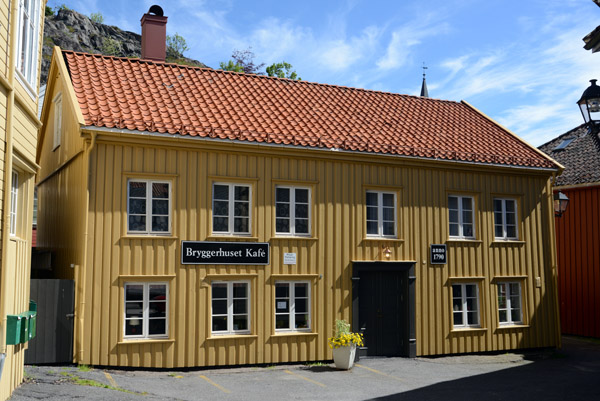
(90, 12, 104, 24)
(102, 37, 122, 56)
(166, 33, 189, 59)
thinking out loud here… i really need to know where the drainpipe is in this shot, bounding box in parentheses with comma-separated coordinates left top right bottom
(77, 131, 96, 361)
(0, 0, 20, 356)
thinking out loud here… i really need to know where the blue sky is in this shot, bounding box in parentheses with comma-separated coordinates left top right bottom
(47, 0, 599, 146)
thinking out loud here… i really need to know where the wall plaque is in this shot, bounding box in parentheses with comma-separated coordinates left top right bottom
(181, 241, 270, 265)
(430, 244, 447, 265)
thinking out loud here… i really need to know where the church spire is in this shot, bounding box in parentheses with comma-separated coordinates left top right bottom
(420, 63, 429, 98)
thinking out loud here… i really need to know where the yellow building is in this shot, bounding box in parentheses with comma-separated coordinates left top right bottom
(0, 0, 45, 398)
(37, 8, 562, 369)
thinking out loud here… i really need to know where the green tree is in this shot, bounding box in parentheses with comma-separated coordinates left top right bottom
(102, 37, 122, 56)
(266, 62, 301, 80)
(45, 5, 54, 16)
(220, 48, 265, 75)
(166, 33, 189, 59)
(90, 12, 104, 24)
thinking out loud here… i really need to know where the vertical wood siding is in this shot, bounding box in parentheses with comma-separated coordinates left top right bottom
(57, 138, 561, 368)
(555, 185, 600, 337)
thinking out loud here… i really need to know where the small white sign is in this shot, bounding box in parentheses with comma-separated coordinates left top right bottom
(277, 302, 287, 310)
(283, 253, 297, 265)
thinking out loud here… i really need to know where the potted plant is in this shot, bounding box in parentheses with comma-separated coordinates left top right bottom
(328, 319, 364, 370)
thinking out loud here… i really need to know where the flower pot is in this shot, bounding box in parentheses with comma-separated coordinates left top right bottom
(332, 344, 356, 370)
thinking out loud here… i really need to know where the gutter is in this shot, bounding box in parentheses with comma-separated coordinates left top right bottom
(0, 0, 19, 355)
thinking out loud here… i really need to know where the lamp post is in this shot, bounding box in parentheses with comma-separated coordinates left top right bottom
(577, 79, 600, 134)
(554, 191, 569, 217)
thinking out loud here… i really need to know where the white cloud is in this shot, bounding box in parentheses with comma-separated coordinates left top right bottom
(316, 26, 380, 71)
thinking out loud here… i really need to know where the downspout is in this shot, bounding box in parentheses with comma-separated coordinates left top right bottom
(77, 131, 96, 361)
(549, 172, 562, 348)
(0, 0, 20, 355)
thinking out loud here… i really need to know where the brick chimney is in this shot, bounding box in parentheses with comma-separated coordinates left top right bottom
(141, 5, 167, 62)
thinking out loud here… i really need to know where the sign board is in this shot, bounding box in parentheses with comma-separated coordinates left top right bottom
(283, 253, 297, 265)
(181, 241, 270, 265)
(430, 244, 447, 264)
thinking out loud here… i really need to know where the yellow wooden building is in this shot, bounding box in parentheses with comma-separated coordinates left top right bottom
(36, 8, 563, 369)
(0, 0, 45, 398)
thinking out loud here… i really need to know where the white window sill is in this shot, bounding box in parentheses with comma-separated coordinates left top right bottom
(496, 324, 529, 330)
(447, 238, 482, 243)
(206, 235, 259, 241)
(122, 234, 177, 240)
(118, 338, 174, 345)
(492, 240, 525, 245)
(273, 331, 317, 337)
(450, 327, 488, 333)
(207, 334, 258, 340)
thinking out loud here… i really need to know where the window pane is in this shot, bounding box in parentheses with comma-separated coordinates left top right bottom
(506, 212, 516, 225)
(494, 199, 502, 212)
(462, 210, 473, 224)
(213, 316, 227, 331)
(367, 221, 378, 234)
(234, 201, 249, 217)
(276, 218, 290, 233)
(295, 219, 309, 234)
(148, 319, 166, 335)
(495, 225, 503, 238)
(449, 223, 459, 237)
(462, 197, 472, 211)
(234, 186, 249, 201)
(152, 199, 169, 215)
(294, 283, 308, 298)
(366, 206, 378, 221)
(275, 284, 289, 298)
(383, 222, 395, 236)
(466, 298, 477, 311)
(149, 285, 166, 298)
(295, 298, 308, 313)
(276, 203, 290, 218)
(128, 216, 146, 231)
(125, 319, 143, 336)
(233, 316, 248, 331)
(129, 199, 146, 214)
(449, 210, 458, 224)
(382, 207, 394, 221)
(382, 193, 394, 207)
(212, 283, 227, 299)
(276, 300, 288, 313)
(152, 216, 168, 232)
(126, 285, 144, 301)
(494, 212, 503, 225)
(453, 312, 463, 326)
(463, 224, 473, 237)
(295, 204, 308, 219)
(152, 183, 169, 199)
(509, 283, 520, 295)
(366, 192, 378, 206)
(233, 283, 247, 298)
(214, 185, 229, 200)
(511, 309, 521, 322)
(453, 298, 462, 312)
(149, 302, 166, 318)
(452, 284, 462, 298)
(212, 299, 227, 315)
(448, 196, 458, 210)
(125, 302, 143, 318)
(465, 285, 477, 298)
(505, 200, 515, 212)
(295, 314, 309, 329)
(276, 187, 290, 202)
(467, 311, 478, 325)
(506, 226, 516, 239)
(213, 200, 229, 216)
(213, 217, 228, 232)
(276, 315, 290, 329)
(295, 189, 308, 203)
(234, 217, 249, 233)
(499, 310, 507, 323)
(129, 182, 146, 197)
(233, 299, 247, 314)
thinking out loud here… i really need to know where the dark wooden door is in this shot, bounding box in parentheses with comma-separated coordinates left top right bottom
(358, 270, 407, 356)
(25, 279, 75, 364)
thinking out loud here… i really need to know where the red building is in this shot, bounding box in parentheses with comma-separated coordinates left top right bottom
(540, 125, 600, 337)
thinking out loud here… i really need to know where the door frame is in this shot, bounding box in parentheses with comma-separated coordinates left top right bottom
(352, 261, 416, 357)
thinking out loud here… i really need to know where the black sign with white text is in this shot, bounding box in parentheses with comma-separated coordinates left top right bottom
(181, 241, 270, 265)
(430, 244, 447, 264)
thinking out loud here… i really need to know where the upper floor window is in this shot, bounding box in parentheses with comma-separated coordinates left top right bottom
(9, 171, 19, 236)
(498, 282, 522, 325)
(16, 0, 41, 88)
(493, 198, 518, 240)
(452, 283, 480, 328)
(53, 94, 62, 150)
(366, 191, 396, 238)
(448, 195, 474, 239)
(212, 183, 251, 235)
(275, 186, 310, 236)
(275, 281, 310, 332)
(124, 282, 168, 339)
(127, 179, 171, 234)
(211, 281, 250, 335)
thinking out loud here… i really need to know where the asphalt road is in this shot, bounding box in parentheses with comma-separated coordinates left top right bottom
(10, 336, 600, 401)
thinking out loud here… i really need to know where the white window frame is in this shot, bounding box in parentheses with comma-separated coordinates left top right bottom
(452, 283, 480, 328)
(212, 183, 252, 235)
(9, 171, 19, 236)
(275, 186, 311, 237)
(493, 198, 518, 240)
(366, 190, 397, 238)
(16, 0, 41, 90)
(123, 282, 168, 340)
(275, 281, 311, 332)
(53, 94, 62, 150)
(127, 179, 171, 235)
(497, 282, 523, 325)
(211, 281, 251, 335)
(448, 195, 475, 239)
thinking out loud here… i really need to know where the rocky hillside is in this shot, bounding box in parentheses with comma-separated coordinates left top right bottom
(41, 8, 208, 84)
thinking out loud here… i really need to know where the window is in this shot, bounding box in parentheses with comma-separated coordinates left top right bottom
(366, 191, 396, 238)
(124, 282, 168, 339)
(275, 282, 310, 331)
(553, 138, 574, 151)
(211, 281, 250, 335)
(53, 94, 62, 149)
(127, 179, 171, 234)
(493, 198, 518, 240)
(452, 283, 480, 328)
(9, 171, 19, 236)
(275, 186, 310, 236)
(448, 195, 474, 239)
(498, 282, 522, 325)
(212, 183, 251, 235)
(16, 0, 41, 88)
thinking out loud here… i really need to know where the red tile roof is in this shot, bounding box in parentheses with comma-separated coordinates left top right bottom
(63, 50, 557, 169)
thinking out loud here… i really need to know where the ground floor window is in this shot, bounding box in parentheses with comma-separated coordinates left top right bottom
(452, 283, 480, 328)
(498, 282, 522, 325)
(212, 281, 250, 334)
(124, 282, 168, 339)
(275, 281, 310, 331)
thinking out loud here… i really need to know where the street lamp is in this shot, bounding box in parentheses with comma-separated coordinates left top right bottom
(577, 79, 600, 134)
(554, 191, 569, 217)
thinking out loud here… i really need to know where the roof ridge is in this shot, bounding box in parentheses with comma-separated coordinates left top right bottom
(61, 49, 460, 105)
